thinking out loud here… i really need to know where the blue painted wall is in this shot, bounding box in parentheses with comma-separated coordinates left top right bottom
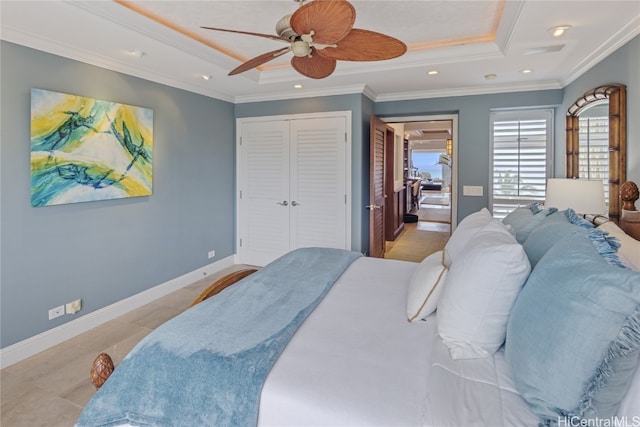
(374, 91, 564, 221)
(558, 36, 639, 185)
(0, 41, 236, 348)
(2, 35, 638, 348)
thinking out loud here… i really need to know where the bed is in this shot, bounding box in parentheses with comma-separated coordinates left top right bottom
(77, 181, 640, 427)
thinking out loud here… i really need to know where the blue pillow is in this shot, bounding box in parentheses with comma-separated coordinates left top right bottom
(522, 221, 588, 268)
(565, 208, 596, 229)
(588, 228, 624, 268)
(502, 205, 557, 243)
(505, 234, 640, 425)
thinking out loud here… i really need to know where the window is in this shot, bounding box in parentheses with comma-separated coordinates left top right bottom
(578, 104, 609, 207)
(411, 150, 446, 180)
(490, 109, 553, 219)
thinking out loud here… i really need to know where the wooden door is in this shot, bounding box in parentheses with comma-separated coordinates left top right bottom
(289, 117, 348, 251)
(239, 120, 290, 267)
(369, 116, 387, 258)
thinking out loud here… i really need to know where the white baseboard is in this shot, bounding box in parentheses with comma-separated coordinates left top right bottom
(0, 255, 236, 369)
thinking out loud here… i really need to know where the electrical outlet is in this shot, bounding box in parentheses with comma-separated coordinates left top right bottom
(208, 250, 216, 259)
(48, 305, 65, 320)
(65, 299, 82, 314)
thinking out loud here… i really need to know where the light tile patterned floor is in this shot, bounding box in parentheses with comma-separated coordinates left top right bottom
(0, 265, 249, 427)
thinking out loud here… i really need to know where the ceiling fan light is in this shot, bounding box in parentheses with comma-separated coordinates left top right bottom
(292, 40, 311, 57)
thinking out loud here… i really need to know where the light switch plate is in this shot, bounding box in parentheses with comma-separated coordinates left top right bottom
(463, 185, 484, 196)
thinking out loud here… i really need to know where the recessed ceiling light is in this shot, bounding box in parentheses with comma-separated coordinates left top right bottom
(200, 74, 211, 81)
(549, 25, 571, 38)
(521, 68, 534, 74)
(484, 73, 497, 80)
(127, 50, 145, 58)
(294, 84, 303, 89)
(427, 70, 439, 76)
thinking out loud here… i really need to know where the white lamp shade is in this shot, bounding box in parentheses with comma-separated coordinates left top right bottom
(545, 178, 606, 215)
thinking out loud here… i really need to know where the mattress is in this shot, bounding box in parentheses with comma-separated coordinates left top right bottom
(257, 256, 541, 426)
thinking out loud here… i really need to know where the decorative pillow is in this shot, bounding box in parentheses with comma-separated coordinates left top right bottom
(437, 220, 531, 359)
(598, 221, 640, 271)
(443, 207, 493, 267)
(407, 251, 448, 322)
(505, 234, 640, 424)
(502, 205, 557, 243)
(587, 228, 623, 267)
(522, 221, 588, 268)
(565, 208, 596, 229)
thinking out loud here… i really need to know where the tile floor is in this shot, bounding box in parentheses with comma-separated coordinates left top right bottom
(0, 265, 250, 427)
(1, 223, 449, 426)
(385, 220, 450, 262)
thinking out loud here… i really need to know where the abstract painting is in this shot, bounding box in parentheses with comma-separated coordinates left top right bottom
(30, 88, 153, 206)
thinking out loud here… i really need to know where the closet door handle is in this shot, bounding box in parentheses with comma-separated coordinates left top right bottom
(277, 200, 288, 206)
(291, 201, 300, 206)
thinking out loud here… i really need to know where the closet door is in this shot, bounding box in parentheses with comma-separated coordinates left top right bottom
(289, 117, 347, 251)
(239, 121, 290, 267)
(238, 115, 349, 267)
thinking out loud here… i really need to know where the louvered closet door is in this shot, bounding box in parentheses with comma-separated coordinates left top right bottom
(239, 121, 290, 267)
(289, 117, 347, 251)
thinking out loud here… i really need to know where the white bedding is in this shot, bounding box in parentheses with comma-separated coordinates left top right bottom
(257, 256, 541, 426)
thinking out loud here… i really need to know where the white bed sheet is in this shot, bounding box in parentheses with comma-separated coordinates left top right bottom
(258, 257, 434, 426)
(257, 256, 541, 427)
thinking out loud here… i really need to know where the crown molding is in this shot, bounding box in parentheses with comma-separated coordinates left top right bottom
(374, 80, 563, 102)
(560, 16, 640, 87)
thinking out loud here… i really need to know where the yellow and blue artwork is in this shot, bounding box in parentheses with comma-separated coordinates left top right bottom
(30, 88, 153, 206)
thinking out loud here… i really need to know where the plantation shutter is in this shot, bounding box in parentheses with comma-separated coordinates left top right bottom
(490, 109, 552, 219)
(579, 115, 610, 206)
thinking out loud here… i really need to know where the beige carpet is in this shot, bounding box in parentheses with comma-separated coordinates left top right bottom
(418, 207, 451, 223)
(385, 223, 450, 263)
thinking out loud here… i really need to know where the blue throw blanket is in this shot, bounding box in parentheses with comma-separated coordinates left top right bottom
(76, 247, 361, 427)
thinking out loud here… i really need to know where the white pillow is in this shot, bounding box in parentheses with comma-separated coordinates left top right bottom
(598, 221, 640, 271)
(437, 220, 531, 359)
(407, 251, 448, 322)
(444, 208, 493, 267)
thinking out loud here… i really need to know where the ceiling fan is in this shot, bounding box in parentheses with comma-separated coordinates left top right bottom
(201, 0, 407, 79)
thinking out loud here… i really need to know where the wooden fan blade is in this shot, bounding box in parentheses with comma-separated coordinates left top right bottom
(290, 0, 355, 45)
(291, 51, 336, 79)
(229, 47, 291, 75)
(201, 26, 289, 43)
(316, 28, 407, 61)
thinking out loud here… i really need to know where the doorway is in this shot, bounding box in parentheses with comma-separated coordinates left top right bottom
(380, 115, 458, 262)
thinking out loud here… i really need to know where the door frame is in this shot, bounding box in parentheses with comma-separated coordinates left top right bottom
(236, 111, 353, 263)
(380, 114, 459, 230)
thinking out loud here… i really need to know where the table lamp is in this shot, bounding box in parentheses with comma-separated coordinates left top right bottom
(545, 178, 606, 215)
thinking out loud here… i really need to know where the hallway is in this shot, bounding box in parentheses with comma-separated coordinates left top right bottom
(384, 220, 450, 263)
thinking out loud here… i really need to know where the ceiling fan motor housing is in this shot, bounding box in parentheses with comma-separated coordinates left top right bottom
(276, 14, 298, 40)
